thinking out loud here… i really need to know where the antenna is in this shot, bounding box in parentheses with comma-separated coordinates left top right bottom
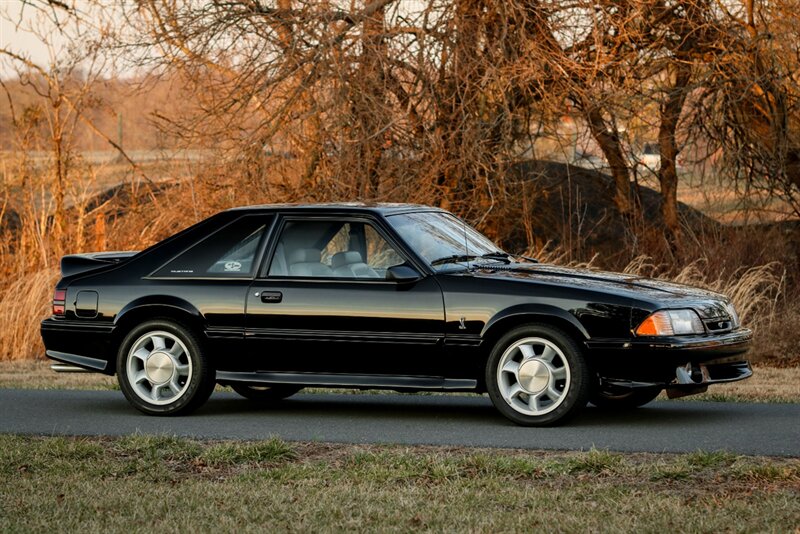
(463, 213, 469, 264)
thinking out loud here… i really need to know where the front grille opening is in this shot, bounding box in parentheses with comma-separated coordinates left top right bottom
(704, 319, 732, 333)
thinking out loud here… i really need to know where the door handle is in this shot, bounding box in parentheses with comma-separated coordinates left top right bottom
(260, 291, 283, 303)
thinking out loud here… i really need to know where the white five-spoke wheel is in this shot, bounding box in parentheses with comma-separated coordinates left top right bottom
(487, 324, 590, 426)
(497, 337, 571, 416)
(117, 320, 215, 416)
(127, 331, 192, 405)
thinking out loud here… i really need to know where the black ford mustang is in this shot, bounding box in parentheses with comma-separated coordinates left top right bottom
(41, 204, 752, 425)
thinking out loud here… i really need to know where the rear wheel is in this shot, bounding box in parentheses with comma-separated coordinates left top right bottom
(486, 324, 590, 426)
(117, 320, 215, 416)
(590, 386, 661, 409)
(230, 383, 303, 402)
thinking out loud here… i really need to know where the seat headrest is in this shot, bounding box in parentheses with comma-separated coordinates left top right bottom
(288, 248, 322, 264)
(331, 251, 363, 268)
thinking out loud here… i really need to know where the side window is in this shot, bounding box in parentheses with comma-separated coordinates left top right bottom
(321, 224, 351, 265)
(268, 219, 404, 279)
(365, 225, 404, 270)
(154, 216, 272, 277)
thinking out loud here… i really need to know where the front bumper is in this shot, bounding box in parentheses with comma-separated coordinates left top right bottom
(586, 327, 753, 386)
(586, 327, 753, 356)
(602, 356, 752, 392)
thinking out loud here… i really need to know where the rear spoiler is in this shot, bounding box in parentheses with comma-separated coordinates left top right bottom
(60, 251, 139, 278)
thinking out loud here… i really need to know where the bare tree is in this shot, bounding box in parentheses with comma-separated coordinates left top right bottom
(1, 1, 113, 257)
(102, 0, 800, 244)
(688, 0, 800, 218)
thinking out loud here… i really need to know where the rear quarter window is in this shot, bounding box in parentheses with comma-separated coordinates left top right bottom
(152, 215, 274, 278)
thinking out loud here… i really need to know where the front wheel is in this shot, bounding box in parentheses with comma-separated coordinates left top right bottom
(486, 324, 591, 426)
(117, 320, 215, 416)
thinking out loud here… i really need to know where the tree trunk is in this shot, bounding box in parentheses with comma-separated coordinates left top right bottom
(356, 1, 387, 199)
(51, 100, 66, 258)
(435, 0, 480, 210)
(657, 64, 691, 253)
(585, 107, 633, 217)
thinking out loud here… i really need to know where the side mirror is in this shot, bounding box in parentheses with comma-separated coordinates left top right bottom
(386, 264, 421, 283)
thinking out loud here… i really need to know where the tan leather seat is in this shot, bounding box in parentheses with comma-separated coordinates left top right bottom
(331, 251, 379, 278)
(288, 248, 332, 277)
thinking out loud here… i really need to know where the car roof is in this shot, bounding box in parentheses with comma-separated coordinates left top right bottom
(226, 203, 446, 217)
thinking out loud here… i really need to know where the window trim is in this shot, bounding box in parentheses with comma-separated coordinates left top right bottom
(147, 214, 277, 280)
(258, 214, 423, 282)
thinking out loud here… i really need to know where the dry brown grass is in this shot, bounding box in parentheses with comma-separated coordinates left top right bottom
(526, 241, 797, 365)
(0, 157, 796, 365)
(0, 269, 59, 361)
(0, 229, 793, 362)
(623, 256, 785, 332)
(684, 366, 800, 403)
(0, 359, 117, 389)
(530, 243, 786, 335)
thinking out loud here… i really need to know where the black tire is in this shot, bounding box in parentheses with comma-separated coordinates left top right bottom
(230, 383, 303, 402)
(116, 319, 215, 416)
(589, 386, 661, 410)
(485, 323, 591, 426)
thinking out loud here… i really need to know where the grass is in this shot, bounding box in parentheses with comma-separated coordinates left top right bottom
(660, 366, 800, 404)
(0, 269, 60, 363)
(2, 360, 798, 404)
(0, 435, 797, 532)
(622, 256, 785, 334)
(0, 360, 118, 390)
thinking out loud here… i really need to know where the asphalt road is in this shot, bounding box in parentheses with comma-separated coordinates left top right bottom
(1, 389, 798, 456)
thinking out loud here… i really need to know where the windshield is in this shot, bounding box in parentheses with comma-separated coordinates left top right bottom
(387, 211, 503, 269)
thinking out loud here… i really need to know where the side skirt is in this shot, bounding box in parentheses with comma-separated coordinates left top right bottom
(216, 371, 477, 391)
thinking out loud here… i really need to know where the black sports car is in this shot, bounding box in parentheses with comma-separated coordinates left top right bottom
(41, 204, 752, 425)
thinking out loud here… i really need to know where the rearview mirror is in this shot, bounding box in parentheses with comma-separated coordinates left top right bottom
(386, 265, 421, 283)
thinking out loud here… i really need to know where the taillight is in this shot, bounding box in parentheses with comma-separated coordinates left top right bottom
(53, 289, 66, 316)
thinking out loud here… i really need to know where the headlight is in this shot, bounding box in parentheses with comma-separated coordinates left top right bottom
(725, 302, 740, 328)
(635, 309, 705, 336)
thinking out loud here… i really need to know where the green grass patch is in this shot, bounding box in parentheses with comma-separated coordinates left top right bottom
(649, 464, 692, 481)
(562, 448, 624, 474)
(200, 438, 297, 467)
(0, 435, 798, 532)
(684, 450, 741, 469)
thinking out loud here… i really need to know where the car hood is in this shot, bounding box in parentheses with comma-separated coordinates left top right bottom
(465, 263, 730, 317)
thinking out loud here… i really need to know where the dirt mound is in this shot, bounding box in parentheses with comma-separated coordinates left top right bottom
(504, 160, 717, 259)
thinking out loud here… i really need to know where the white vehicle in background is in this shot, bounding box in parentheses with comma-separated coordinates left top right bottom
(571, 149, 609, 171)
(570, 141, 686, 177)
(632, 142, 661, 174)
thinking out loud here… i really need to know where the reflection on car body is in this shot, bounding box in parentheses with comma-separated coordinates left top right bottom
(41, 203, 752, 425)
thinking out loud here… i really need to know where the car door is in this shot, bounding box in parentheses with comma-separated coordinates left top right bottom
(245, 214, 447, 377)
